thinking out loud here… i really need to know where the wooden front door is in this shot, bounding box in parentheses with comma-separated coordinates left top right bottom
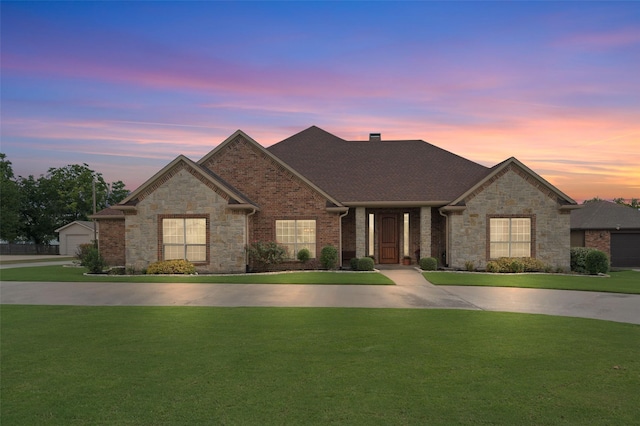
(379, 214, 399, 264)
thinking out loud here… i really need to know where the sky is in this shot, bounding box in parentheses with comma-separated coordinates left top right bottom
(1, 1, 639, 203)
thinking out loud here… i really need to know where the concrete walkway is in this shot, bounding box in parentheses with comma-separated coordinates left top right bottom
(1, 267, 639, 325)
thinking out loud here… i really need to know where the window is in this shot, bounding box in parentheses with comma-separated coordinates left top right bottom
(162, 218, 207, 262)
(368, 213, 375, 256)
(489, 217, 531, 258)
(403, 213, 410, 256)
(276, 220, 316, 258)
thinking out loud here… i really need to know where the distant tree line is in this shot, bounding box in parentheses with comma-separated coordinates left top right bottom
(583, 196, 639, 209)
(0, 153, 130, 245)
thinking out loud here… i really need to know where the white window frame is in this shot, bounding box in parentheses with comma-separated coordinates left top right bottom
(276, 219, 316, 259)
(162, 217, 207, 262)
(489, 217, 531, 258)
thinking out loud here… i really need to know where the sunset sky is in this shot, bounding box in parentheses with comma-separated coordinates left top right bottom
(2, 1, 638, 202)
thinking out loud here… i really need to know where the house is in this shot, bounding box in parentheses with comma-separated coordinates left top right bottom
(55, 220, 96, 256)
(94, 126, 579, 272)
(571, 200, 640, 267)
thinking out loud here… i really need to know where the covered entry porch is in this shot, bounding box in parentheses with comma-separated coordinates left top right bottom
(341, 206, 446, 266)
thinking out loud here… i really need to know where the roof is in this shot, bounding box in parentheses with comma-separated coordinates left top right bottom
(90, 208, 125, 220)
(571, 200, 640, 230)
(443, 157, 577, 210)
(198, 129, 345, 209)
(55, 220, 95, 233)
(267, 126, 492, 204)
(115, 155, 259, 211)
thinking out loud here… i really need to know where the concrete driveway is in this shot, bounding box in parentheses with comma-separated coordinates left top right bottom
(1, 268, 639, 325)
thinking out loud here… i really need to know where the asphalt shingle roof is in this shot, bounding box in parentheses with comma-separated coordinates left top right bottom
(267, 126, 491, 203)
(570, 200, 640, 230)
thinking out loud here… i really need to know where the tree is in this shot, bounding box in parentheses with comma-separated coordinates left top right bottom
(46, 164, 109, 227)
(582, 196, 603, 204)
(613, 198, 639, 209)
(18, 174, 58, 245)
(0, 153, 21, 242)
(8, 156, 131, 244)
(107, 180, 130, 206)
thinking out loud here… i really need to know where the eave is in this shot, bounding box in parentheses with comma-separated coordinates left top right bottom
(343, 201, 450, 208)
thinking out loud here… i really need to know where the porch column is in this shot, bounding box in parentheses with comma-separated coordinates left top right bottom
(420, 206, 432, 259)
(355, 207, 366, 258)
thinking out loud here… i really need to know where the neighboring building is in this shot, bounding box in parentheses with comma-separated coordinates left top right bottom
(94, 126, 579, 273)
(55, 220, 96, 256)
(571, 200, 640, 267)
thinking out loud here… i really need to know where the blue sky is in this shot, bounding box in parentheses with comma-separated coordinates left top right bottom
(2, 1, 639, 201)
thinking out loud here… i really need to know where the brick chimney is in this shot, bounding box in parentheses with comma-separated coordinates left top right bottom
(369, 133, 381, 142)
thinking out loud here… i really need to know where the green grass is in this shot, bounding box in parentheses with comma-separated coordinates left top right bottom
(2, 306, 638, 425)
(424, 270, 640, 294)
(0, 256, 74, 265)
(0, 265, 393, 285)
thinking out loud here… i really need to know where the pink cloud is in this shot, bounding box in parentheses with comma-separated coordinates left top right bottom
(555, 27, 640, 49)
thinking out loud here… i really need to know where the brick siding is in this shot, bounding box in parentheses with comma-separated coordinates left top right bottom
(585, 230, 611, 256)
(202, 135, 342, 258)
(97, 219, 125, 266)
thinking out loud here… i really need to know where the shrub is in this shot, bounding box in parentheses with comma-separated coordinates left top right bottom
(464, 261, 475, 272)
(350, 257, 360, 270)
(420, 257, 437, 271)
(486, 261, 500, 273)
(520, 257, 547, 272)
(107, 267, 126, 275)
(357, 257, 375, 271)
(571, 247, 595, 273)
(75, 243, 94, 264)
(297, 248, 310, 264)
(83, 246, 108, 274)
(486, 257, 547, 273)
(510, 259, 524, 273)
(247, 241, 287, 272)
(320, 245, 339, 270)
(585, 250, 609, 275)
(146, 259, 196, 275)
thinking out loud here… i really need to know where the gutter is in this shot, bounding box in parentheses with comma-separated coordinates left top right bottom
(438, 208, 449, 267)
(344, 201, 449, 208)
(338, 208, 350, 268)
(245, 208, 257, 271)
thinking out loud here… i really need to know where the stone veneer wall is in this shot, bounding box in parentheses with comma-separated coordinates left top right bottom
(97, 219, 125, 266)
(585, 230, 611, 257)
(202, 135, 341, 264)
(448, 165, 571, 270)
(125, 165, 246, 273)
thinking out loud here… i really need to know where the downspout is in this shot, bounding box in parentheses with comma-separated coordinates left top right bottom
(338, 209, 350, 268)
(439, 208, 449, 267)
(245, 208, 257, 271)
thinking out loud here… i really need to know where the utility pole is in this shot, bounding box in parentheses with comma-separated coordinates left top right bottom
(92, 179, 97, 246)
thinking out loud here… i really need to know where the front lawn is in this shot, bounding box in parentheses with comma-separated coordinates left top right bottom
(2, 306, 638, 425)
(424, 270, 640, 294)
(0, 265, 393, 285)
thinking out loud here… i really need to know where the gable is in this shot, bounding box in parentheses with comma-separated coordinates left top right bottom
(55, 220, 94, 233)
(199, 130, 344, 209)
(115, 155, 257, 212)
(443, 157, 578, 212)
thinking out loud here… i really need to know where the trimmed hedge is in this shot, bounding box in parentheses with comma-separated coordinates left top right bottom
(350, 258, 360, 270)
(146, 259, 196, 275)
(585, 250, 610, 275)
(570, 247, 610, 274)
(419, 257, 438, 271)
(485, 257, 548, 273)
(297, 248, 310, 264)
(320, 245, 339, 270)
(357, 257, 375, 271)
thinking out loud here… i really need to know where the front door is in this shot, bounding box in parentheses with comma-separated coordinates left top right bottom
(379, 214, 399, 264)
